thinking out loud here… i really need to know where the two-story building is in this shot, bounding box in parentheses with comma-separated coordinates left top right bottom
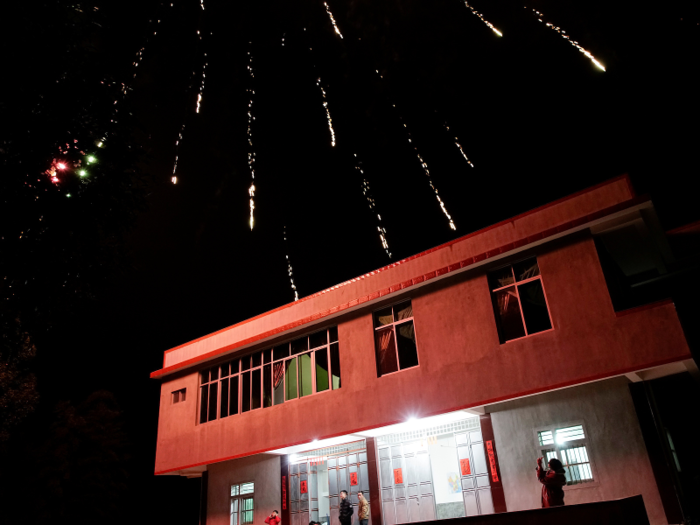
(152, 176, 698, 525)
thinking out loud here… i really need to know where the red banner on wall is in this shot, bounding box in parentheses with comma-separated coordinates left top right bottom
(350, 472, 358, 486)
(460, 458, 471, 476)
(393, 468, 403, 484)
(282, 476, 287, 510)
(485, 440, 499, 483)
(300, 480, 308, 494)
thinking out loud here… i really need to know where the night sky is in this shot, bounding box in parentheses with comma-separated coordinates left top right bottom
(5, 0, 700, 522)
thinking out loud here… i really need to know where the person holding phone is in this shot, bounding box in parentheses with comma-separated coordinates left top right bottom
(536, 457, 566, 507)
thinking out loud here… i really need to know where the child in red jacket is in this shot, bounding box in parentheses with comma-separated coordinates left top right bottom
(265, 511, 281, 525)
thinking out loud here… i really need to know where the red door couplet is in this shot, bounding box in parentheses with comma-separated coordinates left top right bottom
(393, 468, 403, 484)
(485, 440, 499, 483)
(300, 480, 308, 494)
(350, 472, 358, 486)
(460, 458, 471, 476)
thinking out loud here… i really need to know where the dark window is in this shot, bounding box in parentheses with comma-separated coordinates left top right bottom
(373, 300, 419, 377)
(172, 388, 186, 404)
(489, 258, 552, 343)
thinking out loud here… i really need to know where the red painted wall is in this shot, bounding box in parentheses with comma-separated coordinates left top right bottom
(154, 234, 691, 475)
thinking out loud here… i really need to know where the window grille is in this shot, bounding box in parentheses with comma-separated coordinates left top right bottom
(537, 424, 594, 486)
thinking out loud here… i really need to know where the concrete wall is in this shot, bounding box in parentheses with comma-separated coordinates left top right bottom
(154, 232, 691, 474)
(207, 454, 281, 525)
(489, 377, 667, 525)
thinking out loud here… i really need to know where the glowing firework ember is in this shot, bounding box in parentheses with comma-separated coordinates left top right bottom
(444, 122, 474, 167)
(246, 45, 257, 229)
(317, 78, 336, 147)
(462, 1, 502, 36)
(323, 2, 343, 39)
(528, 7, 606, 71)
(172, 122, 186, 183)
(196, 53, 208, 113)
(284, 226, 300, 301)
(355, 154, 391, 258)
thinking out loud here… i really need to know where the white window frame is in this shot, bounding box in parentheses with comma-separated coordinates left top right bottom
(534, 421, 599, 491)
(372, 299, 421, 377)
(230, 481, 255, 525)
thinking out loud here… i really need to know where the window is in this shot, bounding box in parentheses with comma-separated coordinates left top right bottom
(230, 482, 255, 525)
(199, 327, 340, 424)
(488, 258, 552, 343)
(373, 300, 419, 377)
(172, 388, 186, 404)
(537, 424, 594, 486)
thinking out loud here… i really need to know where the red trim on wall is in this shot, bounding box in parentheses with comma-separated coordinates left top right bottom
(153, 353, 690, 476)
(615, 299, 674, 318)
(160, 176, 636, 366)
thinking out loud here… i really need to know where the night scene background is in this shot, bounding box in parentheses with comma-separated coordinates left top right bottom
(1, 0, 699, 523)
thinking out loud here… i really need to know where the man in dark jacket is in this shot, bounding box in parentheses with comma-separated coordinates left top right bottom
(536, 457, 567, 507)
(339, 490, 354, 525)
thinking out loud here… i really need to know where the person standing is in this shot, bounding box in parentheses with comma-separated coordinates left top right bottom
(265, 510, 281, 525)
(536, 457, 566, 508)
(339, 490, 354, 525)
(357, 491, 369, 525)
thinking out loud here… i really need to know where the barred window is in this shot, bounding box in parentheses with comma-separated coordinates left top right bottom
(537, 424, 594, 486)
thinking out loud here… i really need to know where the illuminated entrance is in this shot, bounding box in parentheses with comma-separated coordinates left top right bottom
(288, 441, 371, 525)
(377, 417, 494, 523)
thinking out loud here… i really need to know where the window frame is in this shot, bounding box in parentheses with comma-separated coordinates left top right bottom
(172, 388, 186, 404)
(372, 299, 420, 378)
(230, 481, 255, 525)
(489, 258, 554, 344)
(534, 421, 599, 490)
(198, 327, 340, 425)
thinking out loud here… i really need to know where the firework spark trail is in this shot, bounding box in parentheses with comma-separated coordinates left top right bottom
(171, 122, 186, 184)
(323, 2, 344, 39)
(316, 78, 336, 147)
(444, 122, 474, 167)
(284, 226, 300, 301)
(196, 51, 208, 113)
(462, 1, 502, 36)
(527, 7, 606, 71)
(247, 46, 257, 229)
(355, 154, 392, 258)
(199, 0, 205, 10)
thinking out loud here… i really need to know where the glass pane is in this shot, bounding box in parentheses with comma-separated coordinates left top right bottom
(252, 368, 262, 409)
(374, 307, 393, 328)
(241, 482, 255, 494)
(263, 364, 272, 408)
(330, 343, 341, 389)
(489, 266, 515, 290)
(273, 344, 290, 361)
(273, 362, 285, 405)
(555, 425, 585, 443)
(180, 389, 186, 402)
(200, 386, 208, 424)
(252, 352, 262, 368)
(286, 358, 298, 400)
(518, 280, 552, 335)
(221, 362, 230, 378)
(309, 329, 328, 349)
(396, 320, 419, 370)
(375, 327, 398, 376)
(394, 301, 413, 322)
(230, 375, 239, 415)
(291, 336, 309, 355)
(173, 391, 180, 404)
(231, 359, 240, 375)
(220, 377, 230, 418)
(329, 326, 338, 342)
(201, 369, 210, 384)
(211, 365, 220, 381)
(231, 484, 240, 496)
(492, 287, 526, 342)
(538, 430, 554, 446)
(242, 356, 251, 371)
(264, 348, 272, 364)
(208, 383, 218, 422)
(514, 258, 540, 282)
(242, 371, 251, 412)
(299, 352, 313, 397)
(316, 349, 330, 392)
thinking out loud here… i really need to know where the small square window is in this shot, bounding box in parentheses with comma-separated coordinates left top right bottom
(172, 388, 186, 404)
